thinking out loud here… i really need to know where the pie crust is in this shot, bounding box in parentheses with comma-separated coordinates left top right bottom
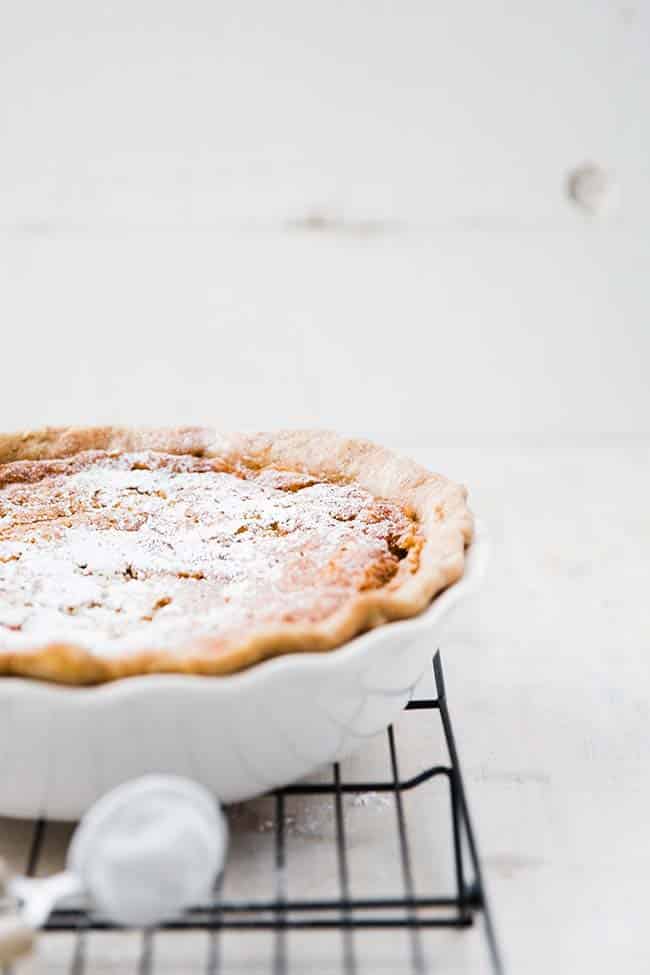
(0, 427, 473, 684)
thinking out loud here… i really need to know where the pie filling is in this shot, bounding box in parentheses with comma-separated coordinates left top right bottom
(0, 451, 422, 657)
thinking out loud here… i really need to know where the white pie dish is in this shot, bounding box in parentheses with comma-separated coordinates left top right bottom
(0, 526, 487, 820)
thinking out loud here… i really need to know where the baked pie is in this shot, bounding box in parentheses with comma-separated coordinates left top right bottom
(0, 428, 472, 684)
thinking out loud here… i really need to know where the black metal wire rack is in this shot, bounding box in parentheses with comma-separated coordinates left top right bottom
(17, 651, 502, 975)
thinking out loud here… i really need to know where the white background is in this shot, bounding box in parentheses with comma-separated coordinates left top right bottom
(1, 0, 649, 438)
(1, 5, 649, 974)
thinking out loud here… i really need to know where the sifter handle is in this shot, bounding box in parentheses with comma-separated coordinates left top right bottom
(0, 859, 35, 963)
(0, 915, 35, 965)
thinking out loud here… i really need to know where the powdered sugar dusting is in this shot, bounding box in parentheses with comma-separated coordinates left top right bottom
(0, 451, 419, 658)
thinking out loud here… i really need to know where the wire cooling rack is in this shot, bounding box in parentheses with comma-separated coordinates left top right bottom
(17, 651, 502, 975)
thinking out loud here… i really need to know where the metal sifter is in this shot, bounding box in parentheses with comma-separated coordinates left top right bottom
(0, 775, 228, 965)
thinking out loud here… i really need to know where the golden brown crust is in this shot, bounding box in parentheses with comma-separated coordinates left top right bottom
(0, 427, 472, 684)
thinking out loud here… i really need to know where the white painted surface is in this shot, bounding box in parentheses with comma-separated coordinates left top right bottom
(1, 1, 649, 437)
(0, 2, 648, 971)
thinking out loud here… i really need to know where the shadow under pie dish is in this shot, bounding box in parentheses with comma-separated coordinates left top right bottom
(0, 427, 473, 684)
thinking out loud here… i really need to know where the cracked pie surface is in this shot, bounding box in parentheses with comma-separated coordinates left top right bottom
(0, 428, 472, 683)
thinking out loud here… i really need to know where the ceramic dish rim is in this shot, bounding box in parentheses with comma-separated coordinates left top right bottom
(0, 523, 487, 702)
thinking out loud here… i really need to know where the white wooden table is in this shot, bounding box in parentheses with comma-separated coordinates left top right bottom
(1, 0, 648, 969)
(2, 442, 647, 973)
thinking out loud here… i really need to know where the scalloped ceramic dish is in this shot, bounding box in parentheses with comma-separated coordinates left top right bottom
(0, 528, 486, 820)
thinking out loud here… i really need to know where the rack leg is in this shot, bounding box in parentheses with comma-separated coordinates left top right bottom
(433, 652, 505, 975)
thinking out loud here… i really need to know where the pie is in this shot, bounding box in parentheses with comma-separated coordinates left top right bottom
(0, 427, 472, 684)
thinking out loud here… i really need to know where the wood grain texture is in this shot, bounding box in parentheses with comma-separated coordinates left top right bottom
(1, 228, 649, 437)
(1, 1, 649, 229)
(0, 1, 649, 438)
(0, 3, 648, 964)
